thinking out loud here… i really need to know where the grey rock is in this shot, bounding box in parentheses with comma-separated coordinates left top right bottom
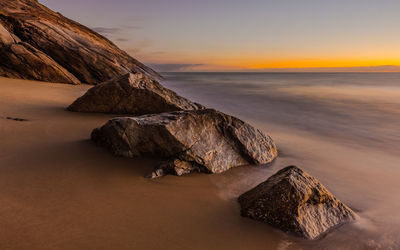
(91, 109, 278, 177)
(0, 0, 160, 84)
(68, 73, 204, 115)
(238, 166, 357, 240)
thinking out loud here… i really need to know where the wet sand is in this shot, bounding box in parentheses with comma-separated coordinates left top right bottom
(1, 75, 399, 249)
(0, 77, 282, 249)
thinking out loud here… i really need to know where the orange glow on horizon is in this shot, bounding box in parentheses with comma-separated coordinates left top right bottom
(131, 49, 400, 72)
(247, 60, 400, 69)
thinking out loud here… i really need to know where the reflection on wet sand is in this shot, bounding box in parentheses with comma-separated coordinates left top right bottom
(163, 72, 400, 249)
(1, 72, 400, 249)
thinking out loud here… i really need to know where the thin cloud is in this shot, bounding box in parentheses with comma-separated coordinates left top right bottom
(116, 38, 129, 42)
(122, 25, 143, 30)
(147, 64, 206, 72)
(91, 27, 121, 35)
(91, 25, 143, 36)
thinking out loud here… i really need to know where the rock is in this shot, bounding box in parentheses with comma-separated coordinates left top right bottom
(0, 0, 160, 84)
(67, 73, 204, 115)
(238, 166, 357, 240)
(0, 37, 81, 84)
(91, 109, 278, 177)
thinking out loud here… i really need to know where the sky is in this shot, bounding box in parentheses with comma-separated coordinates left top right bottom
(40, 0, 400, 72)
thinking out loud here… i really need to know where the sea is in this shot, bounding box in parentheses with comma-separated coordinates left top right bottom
(162, 72, 400, 249)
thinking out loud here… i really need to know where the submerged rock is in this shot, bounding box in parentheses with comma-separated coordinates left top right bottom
(238, 166, 357, 240)
(0, 0, 160, 84)
(91, 109, 278, 177)
(67, 73, 204, 115)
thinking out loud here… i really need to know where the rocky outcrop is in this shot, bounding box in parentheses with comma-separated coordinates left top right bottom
(238, 166, 357, 240)
(91, 109, 278, 177)
(68, 73, 203, 115)
(0, 0, 160, 84)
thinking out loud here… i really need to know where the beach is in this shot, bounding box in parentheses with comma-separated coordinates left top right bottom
(1, 73, 400, 249)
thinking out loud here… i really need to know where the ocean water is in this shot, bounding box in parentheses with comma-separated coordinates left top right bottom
(163, 72, 400, 153)
(162, 72, 400, 249)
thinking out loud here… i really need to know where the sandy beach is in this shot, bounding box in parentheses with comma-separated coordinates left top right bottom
(0, 77, 283, 249)
(2, 0, 400, 249)
(1, 75, 400, 249)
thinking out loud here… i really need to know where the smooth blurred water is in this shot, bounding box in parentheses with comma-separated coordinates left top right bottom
(162, 72, 400, 249)
(163, 72, 400, 155)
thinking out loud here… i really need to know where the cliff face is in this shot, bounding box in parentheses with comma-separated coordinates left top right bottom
(0, 0, 160, 84)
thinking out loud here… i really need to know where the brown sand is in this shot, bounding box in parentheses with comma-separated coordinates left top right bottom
(0, 77, 282, 249)
(2, 76, 400, 249)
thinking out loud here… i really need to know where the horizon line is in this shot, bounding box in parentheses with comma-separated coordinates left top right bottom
(147, 64, 400, 73)
(159, 71, 400, 74)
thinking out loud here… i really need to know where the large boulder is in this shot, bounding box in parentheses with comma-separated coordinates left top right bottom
(91, 109, 278, 177)
(67, 73, 204, 115)
(238, 166, 357, 240)
(0, 0, 160, 84)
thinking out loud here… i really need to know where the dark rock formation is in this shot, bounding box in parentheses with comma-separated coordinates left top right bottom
(238, 166, 357, 240)
(91, 109, 278, 177)
(0, 0, 160, 84)
(68, 73, 204, 115)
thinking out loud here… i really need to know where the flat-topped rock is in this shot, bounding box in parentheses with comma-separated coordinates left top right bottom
(91, 109, 278, 177)
(0, 0, 160, 84)
(238, 166, 357, 240)
(68, 73, 204, 115)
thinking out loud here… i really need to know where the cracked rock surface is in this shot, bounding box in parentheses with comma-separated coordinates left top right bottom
(91, 109, 278, 177)
(238, 166, 357, 240)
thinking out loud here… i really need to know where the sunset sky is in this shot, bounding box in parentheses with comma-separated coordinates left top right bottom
(40, 0, 400, 71)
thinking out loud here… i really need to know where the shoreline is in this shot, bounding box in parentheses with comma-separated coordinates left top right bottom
(0, 77, 282, 249)
(0, 76, 398, 249)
